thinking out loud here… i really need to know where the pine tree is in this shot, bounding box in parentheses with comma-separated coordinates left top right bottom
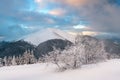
(3, 56, 7, 66)
(29, 50, 36, 64)
(12, 56, 17, 65)
(15, 56, 20, 65)
(0, 58, 3, 67)
(7, 56, 12, 66)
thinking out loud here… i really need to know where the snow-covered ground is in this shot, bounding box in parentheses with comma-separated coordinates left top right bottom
(0, 59, 120, 80)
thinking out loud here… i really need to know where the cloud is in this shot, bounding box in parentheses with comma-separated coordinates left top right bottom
(59, 0, 97, 7)
(39, 0, 97, 7)
(35, 0, 42, 3)
(67, 31, 99, 36)
(63, 0, 86, 6)
(48, 9, 65, 16)
(73, 24, 90, 30)
(82, 31, 99, 36)
(46, 0, 120, 34)
(0, 25, 31, 41)
(79, 0, 120, 34)
(20, 24, 36, 30)
(0, 0, 31, 16)
(1, 0, 120, 40)
(35, 0, 100, 7)
(15, 11, 73, 26)
(0, 36, 4, 41)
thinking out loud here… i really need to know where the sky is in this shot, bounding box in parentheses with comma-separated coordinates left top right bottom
(0, 0, 120, 41)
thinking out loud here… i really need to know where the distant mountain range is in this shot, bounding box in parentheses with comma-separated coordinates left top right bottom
(0, 28, 120, 59)
(0, 40, 35, 58)
(0, 39, 72, 58)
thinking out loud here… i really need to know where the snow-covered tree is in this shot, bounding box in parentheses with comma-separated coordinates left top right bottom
(7, 56, 12, 66)
(59, 45, 84, 69)
(12, 56, 17, 65)
(3, 56, 7, 66)
(19, 50, 36, 64)
(15, 56, 20, 65)
(75, 33, 83, 44)
(29, 50, 36, 64)
(0, 58, 3, 67)
(43, 44, 85, 70)
(83, 41, 107, 64)
(43, 34, 107, 71)
(43, 47, 62, 69)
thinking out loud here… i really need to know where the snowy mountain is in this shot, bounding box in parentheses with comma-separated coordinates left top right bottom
(34, 39, 72, 58)
(22, 28, 74, 45)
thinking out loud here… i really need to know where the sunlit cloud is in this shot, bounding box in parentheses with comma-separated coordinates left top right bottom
(67, 32, 77, 35)
(82, 31, 99, 36)
(35, 0, 42, 3)
(48, 9, 65, 16)
(61, 0, 92, 7)
(68, 31, 99, 36)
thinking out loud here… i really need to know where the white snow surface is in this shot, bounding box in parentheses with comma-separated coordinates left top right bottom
(22, 28, 74, 45)
(0, 59, 120, 80)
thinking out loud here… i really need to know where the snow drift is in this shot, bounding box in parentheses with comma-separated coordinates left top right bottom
(0, 59, 120, 80)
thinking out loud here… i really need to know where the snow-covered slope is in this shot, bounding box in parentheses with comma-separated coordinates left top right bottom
(0, 59, 120, 80)
(22, 28, 74, 45)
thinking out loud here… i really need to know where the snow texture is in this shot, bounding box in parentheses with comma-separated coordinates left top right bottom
(0, 59, 120, 80)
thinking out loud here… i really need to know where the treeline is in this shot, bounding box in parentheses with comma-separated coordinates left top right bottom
(0, 50, 37, 67)
(0, 40, 35, 58)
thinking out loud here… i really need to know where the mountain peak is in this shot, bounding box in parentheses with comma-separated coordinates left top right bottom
(22, 28, 74, 45)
